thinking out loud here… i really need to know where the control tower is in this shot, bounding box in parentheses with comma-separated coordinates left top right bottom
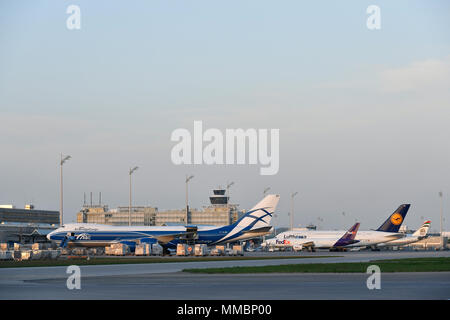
(209, 188, 229, 206)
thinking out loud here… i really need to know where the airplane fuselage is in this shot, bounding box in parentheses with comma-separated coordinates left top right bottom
(273, 230, 403, 248)
(47, 223, 271, 248)
(265, 237, 348, 249)
(377, 235, 422, 247)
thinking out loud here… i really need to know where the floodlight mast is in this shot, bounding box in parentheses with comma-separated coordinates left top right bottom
(60, 154, 71, 226)
(290, 191, 298, 230)
(185, 175, 194, 224)
(439, 191, 444, 249)
(129, 166, 139, 226)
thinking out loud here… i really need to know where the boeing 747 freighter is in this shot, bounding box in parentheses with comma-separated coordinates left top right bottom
(47, 194, 280, 253)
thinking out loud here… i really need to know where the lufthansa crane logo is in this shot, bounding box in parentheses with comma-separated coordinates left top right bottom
(390, 213, 403, 226)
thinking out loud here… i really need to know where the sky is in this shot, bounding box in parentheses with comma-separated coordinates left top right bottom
(1, 0, 450, 232)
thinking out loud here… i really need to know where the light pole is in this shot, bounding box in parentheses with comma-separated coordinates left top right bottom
(290, 192, 298, 230)
(226, 182, 235, 223)
(439, 191, 443, 249)
(129, 166, 139, 226)
(263, 187, 271, 239)
(317, 217, 324, 229)
(342, 212, 346, 229)
(60, 154, 71, 226)
(226, 182, 235, 199)
(185, 175, 194, 224)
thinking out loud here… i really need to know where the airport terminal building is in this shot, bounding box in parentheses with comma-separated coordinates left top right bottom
(0, 205, 59, 243)
(76, 188, 242, 227)
(77, 204, 158, 226)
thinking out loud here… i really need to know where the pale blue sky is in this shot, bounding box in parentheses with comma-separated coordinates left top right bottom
(1, 1, 449, 231)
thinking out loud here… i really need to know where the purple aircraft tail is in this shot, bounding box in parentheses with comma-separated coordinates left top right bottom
(333, 222, 360, 248)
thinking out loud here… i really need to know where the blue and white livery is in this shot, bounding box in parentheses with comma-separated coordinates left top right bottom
(47, 194, 280, 252)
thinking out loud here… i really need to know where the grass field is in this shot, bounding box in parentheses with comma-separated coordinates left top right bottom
(182, 257, 450, 273)
(0, 255, 339, 268)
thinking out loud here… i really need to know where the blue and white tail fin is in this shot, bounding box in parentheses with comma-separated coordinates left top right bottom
(376, 204, 410, 233)
(213, 194, 280, 244)
(237, 194, 280, 231)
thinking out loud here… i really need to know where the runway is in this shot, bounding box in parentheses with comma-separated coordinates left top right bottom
(1, 251, 449, 299)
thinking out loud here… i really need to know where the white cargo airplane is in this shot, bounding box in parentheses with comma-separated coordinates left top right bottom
(377, 220, 431, 247)
(267, 204, 411, 251)
(264, 222, 360, 251)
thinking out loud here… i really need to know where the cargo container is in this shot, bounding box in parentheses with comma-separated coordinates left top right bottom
(232, 245, 244, 256)
(109, 243, 129, 256)
(210, 248, 224, 256)
(135, 244, 151, 256)
(40, 250, 50, 260)
(151, 243, 163, 255)
(88, 248, 104, 256)
(135, 245, 143, 255)
(32, 243, 48, 250)
(194, 244, 208, 256)
(48, 249, 61, 259)
(105, 246, 113, 255)
(176, 244, 188, 256)
(212, 245, 226, 256)
(0, 250, 13, 260)
(110, 243, 128, 250)
(60, 248, 71, 256)
(31, 250, 42, 260)
(72, 248, 87, 256)
(20, 250, 32, 261)
(12, 250, 21, 260)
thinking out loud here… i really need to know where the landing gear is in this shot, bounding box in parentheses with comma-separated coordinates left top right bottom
(162, 247, 171, 256)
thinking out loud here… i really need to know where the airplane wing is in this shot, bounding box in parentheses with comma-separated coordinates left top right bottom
(141, 226, 199, 244)
(281, 239, 315, 248)
(295, 241, 314, 248)
(152, 232, 197, 244)
(290, 240, 315, 251)
(241, 226, 273, 236)
(151, 234, 182, 244)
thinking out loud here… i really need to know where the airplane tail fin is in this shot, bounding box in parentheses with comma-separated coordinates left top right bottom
(333, 222, 360, 247)
(376, 204, 410, 233)
(212, 195, 280, 244)
(233, 194, 280, 231)
(412, 221, 431, 237)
